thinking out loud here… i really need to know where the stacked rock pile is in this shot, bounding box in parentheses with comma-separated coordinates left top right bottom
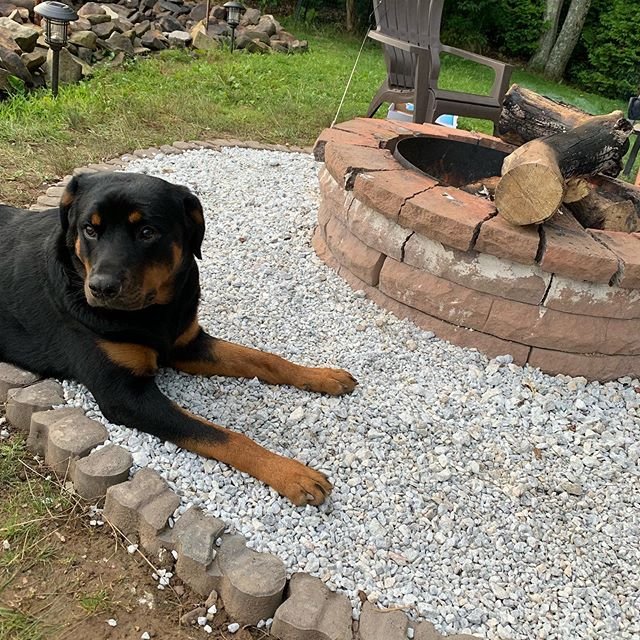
(0, 1, 307, 94)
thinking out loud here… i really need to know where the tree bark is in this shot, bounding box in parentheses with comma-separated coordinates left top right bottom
(346, 0, 356, 32)
(495, 111, 632, 226)
(529, 0, 564, 71)
(544, 0, 592, 81)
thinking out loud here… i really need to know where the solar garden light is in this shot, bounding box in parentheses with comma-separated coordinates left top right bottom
(223, 1, 245, 52)
(34, 1, 78, 97)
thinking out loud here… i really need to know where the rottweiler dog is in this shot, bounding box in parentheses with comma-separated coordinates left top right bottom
(0, 172, 357, 505)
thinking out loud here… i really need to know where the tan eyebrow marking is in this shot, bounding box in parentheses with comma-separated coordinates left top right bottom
(128, 211, 143, 224)
(90, 213, 101, 226)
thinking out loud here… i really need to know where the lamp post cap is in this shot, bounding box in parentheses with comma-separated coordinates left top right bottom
(223, 1, 245, 10)
(34, 1, 78, 22)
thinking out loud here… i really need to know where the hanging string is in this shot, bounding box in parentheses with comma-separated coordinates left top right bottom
(330, 0, 386, 128)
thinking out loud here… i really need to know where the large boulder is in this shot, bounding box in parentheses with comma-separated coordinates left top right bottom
(77, 3, 105, 18)
(240, 7, 260, 26)
(256, 14, 279, 38)
(0, 16, 39, 52)
(168, 30, 191, 48)
(44, 47, 81, 86)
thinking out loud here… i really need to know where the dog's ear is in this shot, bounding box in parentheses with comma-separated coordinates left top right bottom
(182, 190, 205, 260)
(59, 175, 82, 231)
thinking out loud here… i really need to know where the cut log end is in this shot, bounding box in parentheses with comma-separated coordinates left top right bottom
(495, 164, 564, 225)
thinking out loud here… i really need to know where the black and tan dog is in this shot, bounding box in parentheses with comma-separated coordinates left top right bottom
(0, 172, 357, 505)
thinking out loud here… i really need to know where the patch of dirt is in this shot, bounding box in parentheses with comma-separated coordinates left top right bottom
(0, 419, 274, 640)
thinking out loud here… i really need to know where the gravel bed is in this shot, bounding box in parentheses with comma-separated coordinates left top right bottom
(62, 147, 640, 640)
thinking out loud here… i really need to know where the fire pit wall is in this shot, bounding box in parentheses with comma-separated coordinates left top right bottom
(313, 118, 640, 381)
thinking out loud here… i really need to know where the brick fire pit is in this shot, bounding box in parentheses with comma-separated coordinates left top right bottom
(312, 118, 640, 381)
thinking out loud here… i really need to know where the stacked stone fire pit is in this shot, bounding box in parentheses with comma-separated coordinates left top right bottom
(313, 118, 640, 381)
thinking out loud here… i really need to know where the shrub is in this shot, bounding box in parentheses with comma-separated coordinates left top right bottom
(569, 0, 640, 100)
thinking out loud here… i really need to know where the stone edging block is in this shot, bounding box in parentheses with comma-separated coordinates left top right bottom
(0, 362, 41, 402)
(28, 407, 85, 457)
(46, 414, 109, 478)
(6, 379, 65, 431)
(73, 444, 133, 501)
(271, 572, 353, 640)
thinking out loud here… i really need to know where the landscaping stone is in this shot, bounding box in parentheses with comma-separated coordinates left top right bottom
(353, 169, 437, 222)
(403, 232, 551, 305)
(6, 379, 64, 431)
(589, 229, 640, 288)
(359, 601, 409, 640)
(138, 485, 181, 553)
(0, 16, 38, 52)
(70, 30, 97, 50)
(27, 407, 84, 457)
(44, 47, 82, 86)
(208, 534, 286, 625)
(539, 210, 619, 284)
(174, 507, 226, 595)
(141, 29, 168, 51)
(271, 572, 352, 640)
(104, 467, 178, 538)
(413, 620, 442, 639)
(21, 49, 45, 71)
(190, 23, 217, 50)
(46, 414, 108, 478)
(105, 31, 134, 55)
(324, 216, 386, 286)
(0, 43, 31, 83)
(324, 142, 398, 189)
(72, 444, 133, 502)
(399, 186, 496, 252)
(0, 362, 40, 402)
(168, 30, 191, 48)
(474, 214, 541, 265)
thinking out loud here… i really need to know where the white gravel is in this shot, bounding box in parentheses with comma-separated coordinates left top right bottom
(62, 147, 640, 640)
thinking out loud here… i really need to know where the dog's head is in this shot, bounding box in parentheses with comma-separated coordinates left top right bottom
(59, 172, 205, 311)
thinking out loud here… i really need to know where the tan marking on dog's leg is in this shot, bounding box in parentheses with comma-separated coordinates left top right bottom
(174, 318, 201, 348)
(173, 338, 357, 396)
(176, 406, 332, 505)
(98, 341, 158, 376)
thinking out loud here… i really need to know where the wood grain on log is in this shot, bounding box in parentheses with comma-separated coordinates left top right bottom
(495, 112, 633, 226)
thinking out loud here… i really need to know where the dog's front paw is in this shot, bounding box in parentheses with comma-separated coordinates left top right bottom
(269, 458, 333, 506)
(300, 367, 358, 396)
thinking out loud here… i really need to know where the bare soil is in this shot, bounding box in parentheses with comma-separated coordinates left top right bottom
(0, 418, 274, 640)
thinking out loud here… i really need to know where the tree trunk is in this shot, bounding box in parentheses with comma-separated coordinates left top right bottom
(544, 0, 592, 81)
(529, 0, 564, 71)
(495, 111, 632, 226)
(346, 0, 356, 32)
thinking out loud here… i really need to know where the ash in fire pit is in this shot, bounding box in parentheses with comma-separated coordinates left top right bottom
(393, 136, 508, 188)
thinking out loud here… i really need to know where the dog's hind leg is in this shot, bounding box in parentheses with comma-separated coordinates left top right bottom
(170, 324, 357, 396)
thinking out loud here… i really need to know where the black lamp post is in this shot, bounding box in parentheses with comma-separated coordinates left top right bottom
(34, 1, 78, 97)
(223, 1, 245, 52)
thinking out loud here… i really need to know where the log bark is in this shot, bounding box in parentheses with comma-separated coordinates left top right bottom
(498, 84, 592, 146)
(495, 111, 633, 226)
(567, 188, 639, 232)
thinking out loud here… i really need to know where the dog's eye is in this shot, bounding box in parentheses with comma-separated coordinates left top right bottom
(83, 224, 97, 239)
(138, 226, 157, 241)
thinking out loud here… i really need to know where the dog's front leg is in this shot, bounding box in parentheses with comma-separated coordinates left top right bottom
(170, 322, 357, 395)
(89, 343, 332, 506)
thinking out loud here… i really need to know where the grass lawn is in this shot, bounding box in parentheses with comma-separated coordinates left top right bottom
(0, 25, 631, 206)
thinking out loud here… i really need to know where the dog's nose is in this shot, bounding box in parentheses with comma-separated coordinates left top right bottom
(88, 274, 121, 299)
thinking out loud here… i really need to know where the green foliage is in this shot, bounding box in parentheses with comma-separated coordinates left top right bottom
(441, 0, 544, 57)
(569, 0, 640, 100)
